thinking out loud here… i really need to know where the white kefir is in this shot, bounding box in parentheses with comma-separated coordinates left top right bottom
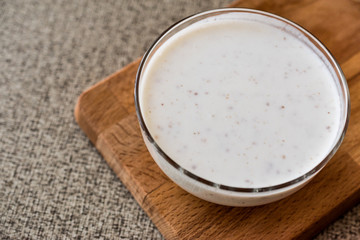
(137, 10, 343, 205)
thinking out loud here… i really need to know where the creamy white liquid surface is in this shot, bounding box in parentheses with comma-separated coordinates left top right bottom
(139, 13, 341, 188)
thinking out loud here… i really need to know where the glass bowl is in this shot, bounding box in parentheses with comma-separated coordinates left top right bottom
(134, 8, 350, 206)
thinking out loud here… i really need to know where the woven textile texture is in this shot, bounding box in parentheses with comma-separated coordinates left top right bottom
(1, 0, 359, 239)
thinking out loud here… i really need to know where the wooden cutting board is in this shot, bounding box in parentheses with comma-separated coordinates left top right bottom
(75, 0, 360, 239)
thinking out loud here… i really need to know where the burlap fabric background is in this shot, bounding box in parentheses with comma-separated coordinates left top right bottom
(1, 0, 359, 239)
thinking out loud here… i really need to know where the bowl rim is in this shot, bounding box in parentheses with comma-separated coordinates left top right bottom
(134, 8, 350, 193)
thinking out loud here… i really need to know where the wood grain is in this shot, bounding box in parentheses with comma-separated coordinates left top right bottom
(75, 0, 360, 239)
